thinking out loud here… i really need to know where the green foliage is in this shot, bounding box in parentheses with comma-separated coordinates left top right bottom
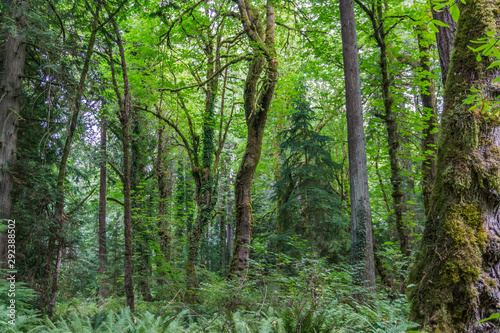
(275, 83, 348, 262)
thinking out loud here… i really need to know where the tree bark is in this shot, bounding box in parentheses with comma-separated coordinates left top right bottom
(229, 1, 278, 278)
(431, 2, 457, 86)
(409, 1, 500, 331)
(339, 0, 376, 294)
(0, 0, 27, 268)
(417, 27, 438, 215)
(98, 116, 108, 298)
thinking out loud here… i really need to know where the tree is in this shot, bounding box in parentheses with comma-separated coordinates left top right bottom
(275, 85, 347, 262)
(339, 0, 376, 293)
(409, 1, 500, 331)
(431, 1, 457, 86)
(98, 115, 108, 298)
(229, 0, 278, 278)
(0, 0, 27, 268)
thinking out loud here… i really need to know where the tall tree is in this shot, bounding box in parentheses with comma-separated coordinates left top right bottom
(107, 14, 135, 312)
(229, 0, 278, 278)
(431, 1, 457, 86)
(46, 1, 101, 316)
(98, 115, 108, 298)
(0, 0, 27, 267)
(409, 0, 500, 331)
(417, 26, 439, 215)
(339, 0, 376, 293)
(355, 0, 409, 258)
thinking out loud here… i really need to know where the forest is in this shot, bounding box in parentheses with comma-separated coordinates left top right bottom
(1, 0, 500, 332)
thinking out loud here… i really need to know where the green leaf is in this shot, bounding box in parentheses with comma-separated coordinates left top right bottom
(431, 19, 449, 27)
(493, 77, 500, 83)
(450, 4, 460, 22)
(476, 313, 500, 323)
(476, 54, 482, 62)
(487, 60, 500, 69)
(429, 22, 439, 33)
(487, 31, 496, 37)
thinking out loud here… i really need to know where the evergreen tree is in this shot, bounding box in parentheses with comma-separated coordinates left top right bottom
(276, 84, 348, 262)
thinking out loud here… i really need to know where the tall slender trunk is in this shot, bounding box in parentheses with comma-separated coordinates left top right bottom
(417, 27, 438, 215)
(0, 0, 27, 268)
(47, 3, 100, 316)
(98, 116, 108, 298)
(130, 112, 153, 302)
(339, 0, 376, 294)
(431, 2, 456, 86)
(229, 2, 278, 278)
(409, 1, 500, 331)
(157, 127, 171, 262)
(108, 15, 135, 312)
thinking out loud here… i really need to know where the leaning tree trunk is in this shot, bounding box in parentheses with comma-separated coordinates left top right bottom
(408, 1, 500, 331)
(98, 116, 108, 298)
(0, 0, 27, 268)
(339, 0, 376, 295)
(47, 3, 100, 316)
(229, 2, 278, 278)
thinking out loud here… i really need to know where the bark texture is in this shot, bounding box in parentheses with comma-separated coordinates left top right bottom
(409, 1, 500, 331)
(229, 1, 278, 278)
(339, 0, 376, 293)
(0, 0, 26, 267)
(431, 3, 457, 86)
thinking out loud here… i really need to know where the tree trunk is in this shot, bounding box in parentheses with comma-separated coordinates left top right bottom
(0, 0, 27, 268)
(339, 0, 376, 294)
(409, 1, 500, 331)
(98, 116, 108, 298)
(108, 15, 135, 313)
(130, 111, 153, 302)
(431, 2, 457, 86)
(417, 27, 438, 215)
(229, 2, 278, 278)
(47, 3, 100, 316)
(157, 126, 171, 262)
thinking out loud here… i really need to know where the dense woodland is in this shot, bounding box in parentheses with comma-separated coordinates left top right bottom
(1, 0, 500, 332)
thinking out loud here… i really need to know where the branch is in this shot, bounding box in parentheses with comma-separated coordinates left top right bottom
(158, 0, 204, 46)
(108, 161, 124, 181)
(107, 197, 124, 206)
(140, 107, 194, 165)
(67, 184, 98, 217)
(158, 55, 250, 92)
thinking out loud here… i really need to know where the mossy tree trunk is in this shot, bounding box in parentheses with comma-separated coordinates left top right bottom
(409, 1, 500, 331)
(229, 1, 278, 278)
